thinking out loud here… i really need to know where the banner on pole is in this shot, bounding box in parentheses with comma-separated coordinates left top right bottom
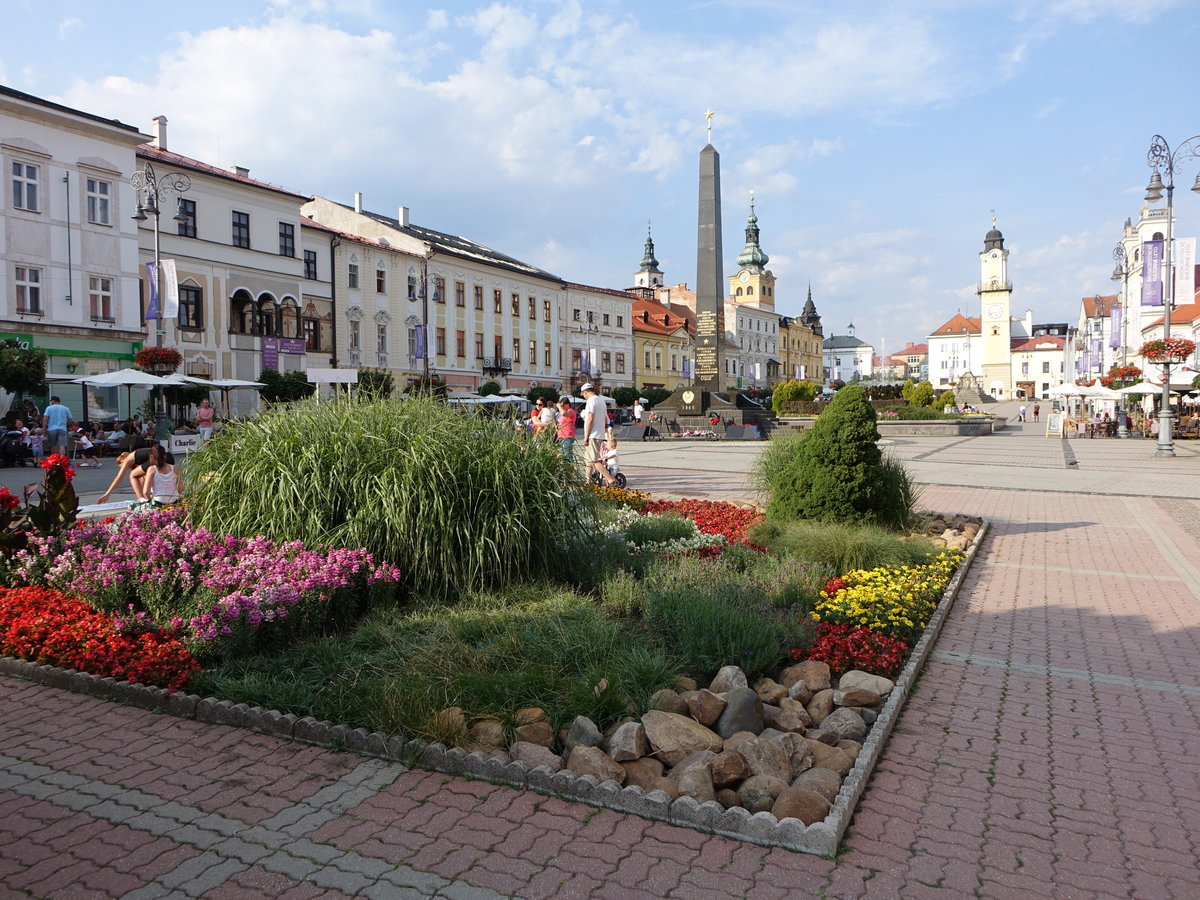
(1142, 240, 1164, 306)
(1175, 237, 1196, 304)
(144, 261, 159, 320)
(1109, 306, 1122, 349)
(161, 259, 179, 319)
(414, 325, 426, 360)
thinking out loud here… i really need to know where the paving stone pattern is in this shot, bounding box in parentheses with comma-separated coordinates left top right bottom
(3, 429, 1200, 897)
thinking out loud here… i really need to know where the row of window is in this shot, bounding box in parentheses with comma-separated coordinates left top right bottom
(571, 309, 625, 328)
(13, 264, 115, 321)
(737, 316, 777, 333)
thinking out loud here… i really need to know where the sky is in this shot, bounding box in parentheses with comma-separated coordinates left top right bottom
(4, 0, 1199, 356)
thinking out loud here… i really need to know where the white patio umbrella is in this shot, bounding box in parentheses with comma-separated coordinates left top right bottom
(208, 378, 265, 418)
(73, 368, 169, 387)
(1118, 381, 1171, 395)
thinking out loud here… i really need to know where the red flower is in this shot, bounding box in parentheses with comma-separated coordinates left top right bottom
(0, 488, 17, 511)
(41, 454, 75, 484)
(792, 622, 909, 677)
(638, 498, 765, 547)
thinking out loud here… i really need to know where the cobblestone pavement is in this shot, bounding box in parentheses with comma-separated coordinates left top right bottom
(3, 431, 1200, 897)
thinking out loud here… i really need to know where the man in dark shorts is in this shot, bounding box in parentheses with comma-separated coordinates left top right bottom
(96, 446, 176, 505)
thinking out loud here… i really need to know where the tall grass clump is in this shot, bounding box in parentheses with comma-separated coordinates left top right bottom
(749, 518, 937, 574)
(185, 396, 594, 597)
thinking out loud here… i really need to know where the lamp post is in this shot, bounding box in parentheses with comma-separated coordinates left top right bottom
(1112, 244, 1133, 437)
(131, 161, 190, 437)
(577, 312, 600, 390)
(414, 254, 441, 387)
(1144, 134, 1200, 456)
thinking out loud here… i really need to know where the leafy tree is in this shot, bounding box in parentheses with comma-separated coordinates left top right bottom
(408, 376, 447, 398)
(902, 379, 934, 407)
(479, 381, 502, 396)
(527, 386, 559, 406)
(164, 383, 210, 416)
(612, 387, 640, 408)
(643, 388, 673, 408)
(936, 389, 956, 410)
(356, 368, 394, 400)
(0, 339, 48, 396)
(257, 368, 315, 403)
(763, 383, 903, 526)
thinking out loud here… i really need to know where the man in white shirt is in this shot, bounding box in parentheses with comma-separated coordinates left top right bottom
(580, 384, 616, 486)
(633, 400, 644, 424)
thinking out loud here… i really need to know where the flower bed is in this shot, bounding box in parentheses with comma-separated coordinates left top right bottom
(639, 498, 764, 545)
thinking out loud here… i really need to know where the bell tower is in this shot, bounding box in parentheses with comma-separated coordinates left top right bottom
(728, 192, 776, 310)
(979, 217, 1012, 398)
(633, 222, 663, 291)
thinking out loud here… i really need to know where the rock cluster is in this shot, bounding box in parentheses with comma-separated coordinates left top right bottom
(443, 662, 894, 826)
(922, 514, 981, 550)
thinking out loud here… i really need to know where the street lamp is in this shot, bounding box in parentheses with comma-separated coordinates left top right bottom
(131, 161, 190, 437)
(413, 255, 441, 387)
(577, 312, 600, 390)
(1143, 134, 1200, 457)
(1112, 244, 1133, 437)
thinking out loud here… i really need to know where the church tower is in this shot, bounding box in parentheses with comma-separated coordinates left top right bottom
(632, 224, 663, 291)
(728, 194, 776, 310)
(978, 218, 1013, 398)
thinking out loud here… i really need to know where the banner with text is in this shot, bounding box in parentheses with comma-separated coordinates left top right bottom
(144, 261, 158, 320)
(1142, 240, 1164, 306)
(1109, 306, 1122, 349)
(1175, 237, 1197, 304)
(161, 259, 179, 319)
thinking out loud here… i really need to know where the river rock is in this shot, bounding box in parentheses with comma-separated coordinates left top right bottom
(761, 704, 808, 733)
(607, 721, 649, 762)
(709, 750, 750, 787)
(709, 665, 749, 694)
(779, 697, 812, 724)
(669, 750, 719, 780)
(833, 687, 881, 708)
(675, 764, 716, 804)
(784, 660, 831, 693)
(686, 689, 727, 727)
(806, 689, 835, 724)
(649, 688, 688, 715)
(640, 710, 723, 767)
(838, 670, 895, 696)
(806, 739, 854, 776)
(738, 775, 788, 813)
(514, 707, 548, 727)
(772, 787, 830, 825)
(735, 736, 792, 783)
(466, 717, 505, 748)
(620, 757, 664, 790)
(787, 681, 813, 704)
(806, 727, 841, 745)
(821, 708, 868, 742)
(755, 678, 788, 705)
(772, 732, 815, 780)
(792, 766, 843, 803)
(435, 707, 466, 739)
(510, 741, 563, 772)
(567, 745, 625, 784)
(715, 788, 741, 809)
(675, 676, 698, 692)
(514, 720, 555, 747)
(836, 740, 863, 762)
(564, 716, 603, 753)
(723, 731, 757, 752)
(716, 687, 764, 738)
(645, 776, 680, 800)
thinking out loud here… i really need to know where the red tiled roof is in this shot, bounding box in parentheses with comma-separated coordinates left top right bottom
(1081, 294, 1120, 317)
(889, 343, 927, 361)
(137, 144, 310, 201)
(632, 297, 690, 336)
(931, 314, 981, 336)
(1143, 303, 1200, 329)
(1011, 335, 1065, 352)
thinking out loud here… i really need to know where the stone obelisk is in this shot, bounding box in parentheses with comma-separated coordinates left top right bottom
(689, 114, 724, 410)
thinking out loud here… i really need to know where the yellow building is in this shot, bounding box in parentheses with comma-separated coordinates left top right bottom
(632, 296, 694, 391)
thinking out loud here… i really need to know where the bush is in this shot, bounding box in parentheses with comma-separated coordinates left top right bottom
(479, 381, 502, 396)
(901, 379, 935, 407)
(797, 623, 909, 677)
(356, 368, 394, 400)
(527, 386, 559, 406)
(771, 380, 817, 416)
(612, 387, 640, 408)
(748, 518, 937, 574)
(936, 389, 956, 410)
(257, 368, 315, 403)
(185, 396, 595, 597)
(759, 383, 907, 526)
(878, 404, 947, 420)
(642, 388, 673, 408)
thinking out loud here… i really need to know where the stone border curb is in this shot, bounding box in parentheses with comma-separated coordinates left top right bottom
(0, 518, 988, 858)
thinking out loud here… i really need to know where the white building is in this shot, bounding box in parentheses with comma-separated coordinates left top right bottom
(1010, 334, 1066, 399)
(822, 325, 874, 382)
(1072, 294, 1120, 381)
(562, 283, 634, 393)
(1, 85, 149, 418)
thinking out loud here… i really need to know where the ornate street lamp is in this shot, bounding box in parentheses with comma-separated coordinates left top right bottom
(1112, 244, 1133, 437)
(1143, 134, 1200, 457)
(131, 161, 191, 437)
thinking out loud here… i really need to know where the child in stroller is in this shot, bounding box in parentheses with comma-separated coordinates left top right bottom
(589, 430, 627, 489)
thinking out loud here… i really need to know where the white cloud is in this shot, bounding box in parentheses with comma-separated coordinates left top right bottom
(427, 9, 449, 30)
(57, 17, 81, 39)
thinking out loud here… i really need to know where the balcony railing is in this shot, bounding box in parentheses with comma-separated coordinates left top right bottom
(481, 356, 512, 375)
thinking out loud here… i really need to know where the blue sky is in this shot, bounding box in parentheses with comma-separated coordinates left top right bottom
(4, 0, 1198, 356)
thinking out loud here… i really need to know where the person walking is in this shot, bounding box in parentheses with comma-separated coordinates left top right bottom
(194, 398, 215, 441)
(580, 383, 616, 486)
(555, 397, 576, 462)
(1033, 402, 1040, 422)
(633, 399, 644, 424)
(41, 397, 72, 457)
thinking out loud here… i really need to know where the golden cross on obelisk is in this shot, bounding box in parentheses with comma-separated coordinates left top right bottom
(705, 109, 714, 143)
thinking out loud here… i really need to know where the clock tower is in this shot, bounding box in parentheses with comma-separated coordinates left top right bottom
(978, 218, 1012, 398)
(728, 194, 776, 310)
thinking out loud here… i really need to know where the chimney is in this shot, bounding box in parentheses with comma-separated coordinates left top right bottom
(354, 192, 363, 213)
(231, 165, 250, 178)
(151, 115, 168, 150)
(398, 206, 410, 227)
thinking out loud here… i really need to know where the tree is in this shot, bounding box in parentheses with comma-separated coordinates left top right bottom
(771, 379, 817, 415)
(764, 383, 894, 525)
(643, 388, 673, 407)
(479, 381, 502, 396)
(902, 379, 934, 407)
(356, 368, 394, 400)
(936, 389, 957, 410)
(527, 386, 559, 406)
(612, 387, 640, 408)
(0, 339, 48, 396)
(257, 369, 315, 403)
(408, 375, 447, 398)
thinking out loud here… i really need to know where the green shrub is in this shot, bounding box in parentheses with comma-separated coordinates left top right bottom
(479, 381, 501, 396)
(611, 387, 640, 408)
(599, 569, 646, 617)
(771, 379, 818, 416)
(185, 395, 594, 597)
(748, 518, 937, 573)
(901, 379, 935, 407)
(620, 512, 695, 546)
(936, 389, 956, 410)
(356, 368, 394, 399)
(879, 404, 946, 420)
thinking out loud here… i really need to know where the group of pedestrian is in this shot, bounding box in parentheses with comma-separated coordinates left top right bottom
(1017, 402, 1042, 423)
(521, 384, 620, 487)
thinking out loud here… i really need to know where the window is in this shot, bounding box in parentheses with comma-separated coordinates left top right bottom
(512, 338, 521, 363)
(349, 320, 360, 353)
(407, 273, 417, 301)
(1021, 362, 1029, 375)
(279, 223, 295, 256)
(474, 333, 484, 359)
(14, 266, 41, 313)
(376, 268, 386, 293)
(434, 277, 446, 303)
(455, 281, 465, 307)
(511, 293, 520, 316)
(494, 335, 503, 358)
(1042, 361, 1050, 373)
(670, 353, 677, 372)
(644, 349, 651, 369)
(436, 327, 446, 356)
(376, 324, 388, 355)
(455, 330, 465, 357)
(493, 289, 502, 313)
(528, 297, 536, 320)
(86, 178, 111, 225)
(348, 263, 359, 289)
(176, 199, 197, 237)
(602, 351, 612, 373)
(179, 285, 202, 329)
(232, 211, 250, 248)
(407, 328, 416, 360)
(543, 300, 551, 322)
(303, 317, 320, 351)
(617, 315, 623, 328)
(474, 285, 483, 310)
(602, 313, 610, 326)
(655, 351, 662, 369)
(615, 353, 625, 374)
(88, 276, 113, 321)
(573, 309, 581, 322)
(529, 339, 536, 365)
(544, 342, 551, 366)
(304, 250, 318, 280)
(11, 162, 39, 211)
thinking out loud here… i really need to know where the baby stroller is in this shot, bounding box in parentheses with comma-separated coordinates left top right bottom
(589, 439, 627, 489)
(0, 430, 32, 467)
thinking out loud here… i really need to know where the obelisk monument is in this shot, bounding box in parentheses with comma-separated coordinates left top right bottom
(684, 111, 725, 413)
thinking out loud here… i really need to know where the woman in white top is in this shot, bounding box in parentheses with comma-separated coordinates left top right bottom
(143, 444, 183, 505)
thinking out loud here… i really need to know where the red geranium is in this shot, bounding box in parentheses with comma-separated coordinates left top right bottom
(791, 622, 908, 677)
(0, 488, 17, 512)
(639, 498, 765, 547)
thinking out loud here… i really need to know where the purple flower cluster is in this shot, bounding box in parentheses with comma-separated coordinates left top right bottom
(9, 508, 400, 645)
